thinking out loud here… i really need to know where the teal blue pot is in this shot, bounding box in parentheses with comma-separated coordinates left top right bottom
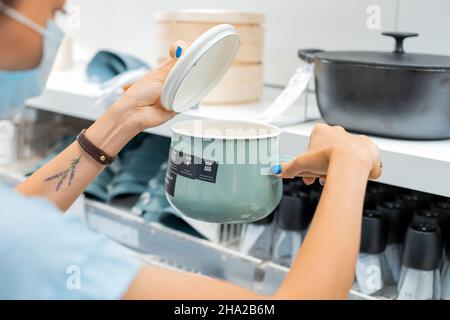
(165, 120, 283, 224)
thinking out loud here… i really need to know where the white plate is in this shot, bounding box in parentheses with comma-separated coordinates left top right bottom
(161, 24, 240, 113)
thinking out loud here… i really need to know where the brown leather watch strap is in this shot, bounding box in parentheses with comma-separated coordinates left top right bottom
(77, 129, 116, 166)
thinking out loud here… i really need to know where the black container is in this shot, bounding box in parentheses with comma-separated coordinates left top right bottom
(309, 185, 323, 211)
(283, 178, 307, 196)
(402, 224, 443, 271)
(396, 194, 423, 225)
(252, 211, 275, 226)
(360, 210, 388, 254)
(377, 201, 408, 244)
(277, 195, 311, 232)
(446, 224, 450, 261)
(283, 182, 293, 196)
(396, 193, 423, 209)
(299, 32, 450, 140)
(364, 183, 391, 209)
(431, 200, 450, 246)
(431, 201, 450, 227)
(409, 190, 437, 209)
(412, 209, 443, 229)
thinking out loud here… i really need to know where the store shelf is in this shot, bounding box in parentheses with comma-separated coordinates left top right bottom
(26, 64, 450, 197)
(84, 199, 374, 300)
(26, 63, 318, 138)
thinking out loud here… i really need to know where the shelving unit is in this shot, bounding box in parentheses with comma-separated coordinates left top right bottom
(27, 64, 450, 197)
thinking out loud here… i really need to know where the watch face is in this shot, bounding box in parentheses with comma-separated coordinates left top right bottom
(161, 24, 240, 113)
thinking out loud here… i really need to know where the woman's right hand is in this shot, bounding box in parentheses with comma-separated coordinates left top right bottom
(112, 41, 188, 133)
(278, 123, 382, 185)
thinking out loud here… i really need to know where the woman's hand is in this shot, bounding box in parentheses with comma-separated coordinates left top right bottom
(83, 42, 187, 158)
(110, 42, 187, 133)
(278, 123, 382, 185)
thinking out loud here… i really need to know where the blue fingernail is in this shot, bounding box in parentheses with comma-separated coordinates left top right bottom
(176, 47, 183, 58)
(271, 164, 282, 175)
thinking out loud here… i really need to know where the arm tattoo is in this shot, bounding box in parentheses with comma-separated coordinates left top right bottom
(44, 156, 81, 192)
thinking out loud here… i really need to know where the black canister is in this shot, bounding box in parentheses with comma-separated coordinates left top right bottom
(409, 190, 436, 208)
(290, 178, 305, 190)
(446, 224, 450, 261)
(360, 210, 388, 254)
(252, 211, 275, 226)
(277, 194, 310, 232)
(412, 209, 443, 229)
(432, 201, 450, 246)
(309, 184, 323, 211)
(295, 189, 315, 222)
(431, 201, 450, 227)
(377, 201, 408, 244)
(364, 183, 390, 210)
(402, 223, 443, 271)
(283, 178, 307, 195)
(283, 180, 294, 196)
(395, 193, 422, 225)
(396, 194, 422, 211)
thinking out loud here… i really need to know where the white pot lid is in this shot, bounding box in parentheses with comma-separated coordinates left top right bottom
(161, 24, 240, 113)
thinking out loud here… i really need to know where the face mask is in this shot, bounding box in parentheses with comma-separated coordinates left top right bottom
(0, 3, 64, 119)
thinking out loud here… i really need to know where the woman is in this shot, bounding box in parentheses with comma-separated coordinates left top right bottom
(0, 0, 381, 299)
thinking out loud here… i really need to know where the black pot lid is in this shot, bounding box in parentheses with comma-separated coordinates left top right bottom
(308, 32, 450, 71)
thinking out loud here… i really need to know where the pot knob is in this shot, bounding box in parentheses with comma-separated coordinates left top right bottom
(382, 32, 419, 54)
(298, 49, 324, 63)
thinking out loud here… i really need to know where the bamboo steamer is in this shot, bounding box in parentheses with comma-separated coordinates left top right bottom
(155, 10, 265, 104)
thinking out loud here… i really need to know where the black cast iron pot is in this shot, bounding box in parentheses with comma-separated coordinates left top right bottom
(299, 32, 450, 140)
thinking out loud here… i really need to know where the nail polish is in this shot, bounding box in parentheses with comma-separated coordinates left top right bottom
(271, 164, 282, 175)
(176, 47, 183, 58)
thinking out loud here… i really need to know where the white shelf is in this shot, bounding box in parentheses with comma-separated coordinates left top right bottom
(27, 63, 319, 138)
(26, 65, 450, 197)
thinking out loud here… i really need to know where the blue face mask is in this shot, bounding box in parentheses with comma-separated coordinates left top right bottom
(0, 3, 64, 119)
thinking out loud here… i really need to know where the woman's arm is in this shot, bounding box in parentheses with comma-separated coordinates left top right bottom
(274, 149, 371, 299)
(15, 46, 181, 211)
(122, 124, 382, 300)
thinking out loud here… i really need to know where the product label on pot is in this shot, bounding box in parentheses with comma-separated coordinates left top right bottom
(169, 148, 197, 180)
(196, 158, 219, 183)
(165, 148, 219, 196)
(165, 169, 177, 197)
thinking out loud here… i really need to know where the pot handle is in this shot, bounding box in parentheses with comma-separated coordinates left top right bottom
(298, 49, 324, 63)
(382, 32, 419, 54)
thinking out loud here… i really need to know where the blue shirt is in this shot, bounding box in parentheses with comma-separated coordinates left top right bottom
(0, 184, 141, 299)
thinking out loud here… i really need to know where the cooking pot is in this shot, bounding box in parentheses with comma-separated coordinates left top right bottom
(299, 32, 450, 140)
(165, 119, 283, 223)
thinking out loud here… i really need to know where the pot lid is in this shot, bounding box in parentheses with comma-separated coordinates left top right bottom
(302, 32, 450, 71)
(161, 24, 240, 113)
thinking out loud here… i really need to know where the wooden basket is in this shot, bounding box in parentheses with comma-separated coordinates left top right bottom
(155, 10, 265, 104)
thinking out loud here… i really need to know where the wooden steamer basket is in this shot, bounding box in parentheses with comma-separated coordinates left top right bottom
(155, 10, 265, 104)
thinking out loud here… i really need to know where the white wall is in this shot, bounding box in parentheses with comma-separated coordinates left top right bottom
(68, 0, 450, 86)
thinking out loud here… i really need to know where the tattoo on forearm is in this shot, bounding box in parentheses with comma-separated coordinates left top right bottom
(44, 156, 81, 192)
